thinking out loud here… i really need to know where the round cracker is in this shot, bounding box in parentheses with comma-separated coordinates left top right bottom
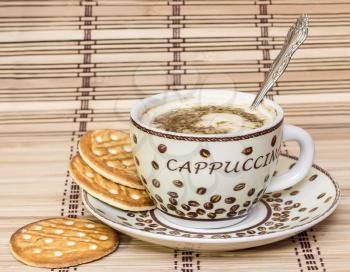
(10, 218, 119, 268)
(79, 130, 144, 189)
(69, 154, 155, 211)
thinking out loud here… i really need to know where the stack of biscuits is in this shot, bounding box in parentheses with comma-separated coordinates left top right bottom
(69, 129, 155, 212)
(10, 129, 155, 269)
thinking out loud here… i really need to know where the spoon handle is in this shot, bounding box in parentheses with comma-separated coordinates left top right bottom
(250, 15, 309, 109)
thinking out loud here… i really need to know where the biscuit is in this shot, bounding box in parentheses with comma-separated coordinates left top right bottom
(69, 155, 155, 211)
(79, 129, 144, 189)
(10, 218, 118, 268)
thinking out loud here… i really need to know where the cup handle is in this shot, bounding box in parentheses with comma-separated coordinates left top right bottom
(265, 124, 314, 193)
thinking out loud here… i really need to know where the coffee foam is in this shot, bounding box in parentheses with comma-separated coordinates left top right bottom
(140, 92, 277, 135)
(196, 112, 256, 133)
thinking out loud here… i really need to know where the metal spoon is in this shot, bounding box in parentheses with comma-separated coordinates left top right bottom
(250, 15, 309, 109)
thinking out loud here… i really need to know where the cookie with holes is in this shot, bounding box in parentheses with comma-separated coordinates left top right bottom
(79, 129, 144, 189)
(69, 155, 155, 211)
(10, 218, 119, 268)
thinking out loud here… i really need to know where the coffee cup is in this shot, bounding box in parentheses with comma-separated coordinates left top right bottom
(130, 89, 314, 229)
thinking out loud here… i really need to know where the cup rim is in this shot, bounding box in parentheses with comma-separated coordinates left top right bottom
(130, 89, 284, 141)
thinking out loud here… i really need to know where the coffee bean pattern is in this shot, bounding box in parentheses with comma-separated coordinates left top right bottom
(247, 188, 255, 196)
(284, 199, 293, 206)
(243, 201, 250, 207)
(227, 211, 237, 217)
(207, 212, 216, 219)
(151, 161, 159, 170)
(264, 174, 270, 183)
(238, 209, 246, 215)
(168, 192, 178, 198)
(132, 134, 137, 144)
(230, 204, 239, 212)
(155, 194, 163, 203)
(172, 180, 183, 188)
(293, 203, 301, 208)
(324, 196, 332, 203)
(225, 197, 236, 204)
(175, 210, 185, 216)
(234, 183, 245, 191)
(317, 193, 326, 199)
(169, 198, 177, 205)
(92, 165, 337, 239)
(241, 147, 253, 155)
(196, 208, 205, 215)
(187, 212, 197, 218)
(215, 208, 225, 214)
(157, 144, 167, 153)
(188, 200, 200, 207)
(199, 149, 210, 158)
(309, 174, 318, 181)
(152, 179, 160, 188)
(273, 193, 282, 198)
(181, 204, 190, 211)
(271, 135, 276, 147)
(136, 159, 338, 227)
(210, 195, 221, 203)
(167, 204, 176, 211)
(204, 202, 213, 210)
(196, 187, 207, 195)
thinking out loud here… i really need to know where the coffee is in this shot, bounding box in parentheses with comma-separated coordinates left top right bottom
(140, 92, 276, 135)
(150, 105, 266, 134)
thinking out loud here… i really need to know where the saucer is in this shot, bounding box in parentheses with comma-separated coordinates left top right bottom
(82, 154, 340, 251)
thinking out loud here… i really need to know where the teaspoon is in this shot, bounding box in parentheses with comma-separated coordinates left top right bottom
(250, 15, 309, 109)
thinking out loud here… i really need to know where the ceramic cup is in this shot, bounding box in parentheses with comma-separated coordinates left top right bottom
(130, 90, 314, 229)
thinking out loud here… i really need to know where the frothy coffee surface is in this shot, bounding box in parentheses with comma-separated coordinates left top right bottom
(150, 105, 267, 134)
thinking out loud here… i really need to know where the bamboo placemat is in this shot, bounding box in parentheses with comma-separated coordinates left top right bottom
(0, 0, 349, 271)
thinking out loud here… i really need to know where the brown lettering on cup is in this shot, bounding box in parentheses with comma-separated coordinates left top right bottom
(165, 147, 280, 175)
(268, 150, 276, 164)
(224, 161, 240, 173)
(167, 159, 178, 171)
(263, 153, 271, 167)
(179, 161, 191, 173)
(194, 162, 208, 174)
(254, 155, 264, 169)
(242, 158, 253, 171)
(268, 146, 281, 165)
(209, 162, 223, 174)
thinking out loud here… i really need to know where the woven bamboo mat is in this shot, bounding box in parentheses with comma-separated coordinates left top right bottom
(0, 0, 349, 271)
